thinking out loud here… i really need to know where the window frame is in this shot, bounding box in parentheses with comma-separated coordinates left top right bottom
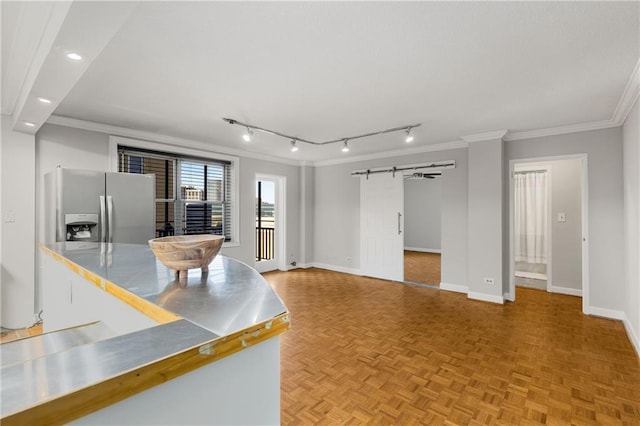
(109, 136, 240, 247)
(178, 158, 227, 237)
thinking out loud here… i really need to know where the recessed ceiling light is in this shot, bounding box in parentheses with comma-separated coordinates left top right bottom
(66, 52, 82, 61)
(38, 97, 52, 104)
(24, 122, 35, 127)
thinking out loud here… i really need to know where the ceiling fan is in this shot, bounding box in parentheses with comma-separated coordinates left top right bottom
(404, 172, 441, 180)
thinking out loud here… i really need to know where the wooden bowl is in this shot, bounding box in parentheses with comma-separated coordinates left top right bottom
(148, 235, 224, 281)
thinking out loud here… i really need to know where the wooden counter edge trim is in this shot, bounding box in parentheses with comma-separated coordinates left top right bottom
(39, 244, 180, 324)
(1, 312, 291, 426)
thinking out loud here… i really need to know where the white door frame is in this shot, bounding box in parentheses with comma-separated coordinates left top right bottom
(508, 154, 589, 314)
(254, 174, 287, 273)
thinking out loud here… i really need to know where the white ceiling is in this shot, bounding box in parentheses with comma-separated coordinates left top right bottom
(3, 1, 639, 163)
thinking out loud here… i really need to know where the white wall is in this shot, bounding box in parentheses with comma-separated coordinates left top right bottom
(300, 165, 315, 266)
(1, 115, 37, 328)
(623, 97, 640, 354)
(404, 178, 441, 252)
(36, 124, 111, 243)
(314, 127, 625, 312)
(550, 159, 583, 291)
(222, 157, 301, 267)
(35, 124, 303, 269)
(313, 147, 468, 286)
(467, 138, 504, 303)
(313, 161, 361, 272)
(505, 127, 625, 313)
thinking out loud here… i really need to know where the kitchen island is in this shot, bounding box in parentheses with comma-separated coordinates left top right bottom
(1, 242, 289, 425)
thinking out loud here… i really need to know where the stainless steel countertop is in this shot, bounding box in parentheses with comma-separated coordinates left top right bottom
(1, 321, 116, 368)
(1, 320, 217, 418)
(40, 242, 288, 336)
(1, 242, 288, 420)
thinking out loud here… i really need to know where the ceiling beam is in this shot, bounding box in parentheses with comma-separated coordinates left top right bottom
(7, 1, 138, 134)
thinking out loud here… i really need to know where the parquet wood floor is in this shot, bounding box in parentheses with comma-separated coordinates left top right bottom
(404, 251, 441, 286)
(265, 268, 640, 425)
(0, 323, 42, 344)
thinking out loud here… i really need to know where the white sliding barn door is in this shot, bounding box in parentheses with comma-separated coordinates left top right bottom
(360, 173, 404, 281)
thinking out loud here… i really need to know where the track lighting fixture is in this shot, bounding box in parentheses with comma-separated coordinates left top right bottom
(222, 118, 421, 152)
(405, 127, 414, 143)
(242, 127, 253, 142)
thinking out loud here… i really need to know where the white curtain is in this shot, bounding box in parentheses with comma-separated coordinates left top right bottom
(514, 171, 548, 264)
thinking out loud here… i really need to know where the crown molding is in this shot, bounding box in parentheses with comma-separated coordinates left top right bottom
(45, 115, 302, 166)
(46, 55, 640, 166)
(612, 57, 640, 125)
(461, 130, 508, 143)
(312, 140, 468, 167)
(504, 119, 619, 141)
(506, 57, 640, 141)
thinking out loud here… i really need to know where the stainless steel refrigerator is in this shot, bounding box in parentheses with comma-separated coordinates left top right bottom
(45, 167, 155, 244)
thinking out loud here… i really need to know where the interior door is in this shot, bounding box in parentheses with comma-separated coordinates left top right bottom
(360, 172, 404, 281)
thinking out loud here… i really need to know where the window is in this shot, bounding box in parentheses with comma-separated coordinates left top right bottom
(118, 146, 233, 241)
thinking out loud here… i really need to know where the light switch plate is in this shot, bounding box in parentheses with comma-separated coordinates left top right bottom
(3, 210, 15, 223)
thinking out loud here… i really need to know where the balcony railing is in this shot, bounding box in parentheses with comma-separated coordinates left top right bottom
(256, 227, 274, 261)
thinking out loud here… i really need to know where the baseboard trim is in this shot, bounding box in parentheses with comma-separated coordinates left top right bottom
(622, 313, 640, 357)
(551, 286, 582, 297)
(440, 282, 468, 294)
(584, 306, 624, 320)
(468, 291, 504, 305)
(310, 262, 362, 276)
(404, 247, 441, 254)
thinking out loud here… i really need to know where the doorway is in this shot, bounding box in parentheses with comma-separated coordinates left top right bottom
(255, 174, 286, 273)
(509, 156, 588, 310)
(403, 172, 442, 286)
(357, 161, 455, 284)
(513, 164, 551, 292)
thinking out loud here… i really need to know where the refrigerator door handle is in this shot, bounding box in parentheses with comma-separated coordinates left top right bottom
(99, 196, 106, 243)
(107, 195, 114, 243)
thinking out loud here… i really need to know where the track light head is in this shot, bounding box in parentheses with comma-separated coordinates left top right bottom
(405, 127, 414, 143)
(290, 139, 299, 152)
(342, 139, 350, 153)
(242, 127, 253, 142)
